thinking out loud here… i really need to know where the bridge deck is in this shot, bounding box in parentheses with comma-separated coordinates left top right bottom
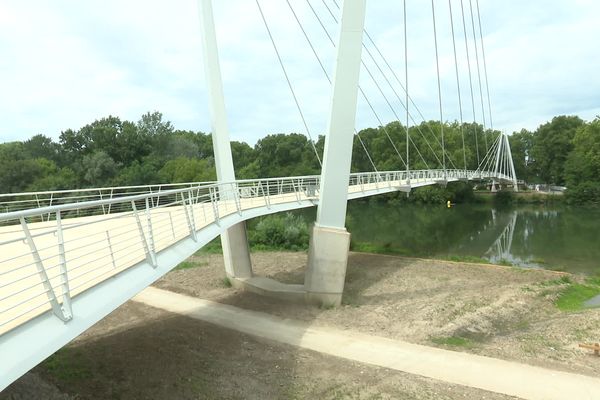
(0, 169, 510, 391)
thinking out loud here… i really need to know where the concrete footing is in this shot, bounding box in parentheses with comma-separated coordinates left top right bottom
(304, 225, 351, 307)
(221, 222, 253, 279)
(227, 224, 351, 308)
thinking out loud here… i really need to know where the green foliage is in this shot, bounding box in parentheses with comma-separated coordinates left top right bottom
(1, 111, 598, 207)
(565, 183, 600, 205)
(444, 255, 490, 264)
(530, 115, 584, 185)
(248, 212, 310, 251)
(220, 277, 232, 288)
(159, 157, 216, 183)
(494, 190, 514, 207)
(555, 283, 600, 311)
(43, 348, 92, 383)
(174, 261, 206, 270)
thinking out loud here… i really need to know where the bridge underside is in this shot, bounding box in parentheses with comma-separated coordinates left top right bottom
(0, 170, 513, 390)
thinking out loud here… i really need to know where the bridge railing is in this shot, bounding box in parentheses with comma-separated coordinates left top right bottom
(0, 169, 514, 218)
(0, 174, 328, 335)
(0, 168, 514, 335)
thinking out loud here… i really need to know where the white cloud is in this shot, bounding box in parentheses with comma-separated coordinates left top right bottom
(0, 0, 599, 145)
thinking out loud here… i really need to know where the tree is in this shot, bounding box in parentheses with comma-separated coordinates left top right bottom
(530, 115, 584, 184)
(508, 129, 534, 182)
(158, 157, 216, 183)
(80, 151, 119, 186)
(564, 118, 600, 203)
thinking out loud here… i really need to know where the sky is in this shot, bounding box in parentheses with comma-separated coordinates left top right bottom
(0, 0, 599, 145)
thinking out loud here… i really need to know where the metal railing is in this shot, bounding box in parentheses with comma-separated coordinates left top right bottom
(0, 168, 510, 335)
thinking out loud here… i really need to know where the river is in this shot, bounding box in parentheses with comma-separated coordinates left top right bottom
(295, 202, 600, 275)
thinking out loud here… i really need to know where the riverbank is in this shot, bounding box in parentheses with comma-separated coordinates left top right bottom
(474, 190, 564, 204)
(3, 252, 599, 399)
(156, 251, 600, 376)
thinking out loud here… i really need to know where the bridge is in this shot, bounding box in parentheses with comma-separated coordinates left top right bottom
(1, 0, 518, 391)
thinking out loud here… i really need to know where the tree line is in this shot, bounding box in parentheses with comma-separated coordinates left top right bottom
(0, 111, 598, 203)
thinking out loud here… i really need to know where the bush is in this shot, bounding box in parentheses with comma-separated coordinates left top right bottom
(494, 190, 514, 207)
(565, 183, 600, 205)
(248, 212, 310, 251)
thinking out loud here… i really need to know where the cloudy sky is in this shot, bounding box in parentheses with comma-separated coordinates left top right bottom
(1, 0, 599, 145)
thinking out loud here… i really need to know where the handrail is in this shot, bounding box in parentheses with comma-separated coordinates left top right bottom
(0, 167, 516, 339)
(0, 169, 513, 221)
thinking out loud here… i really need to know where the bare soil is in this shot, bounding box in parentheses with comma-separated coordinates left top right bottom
(2, 251, 599, 399)
(155, 251, 600, 377)
(3, 302, 516, 400)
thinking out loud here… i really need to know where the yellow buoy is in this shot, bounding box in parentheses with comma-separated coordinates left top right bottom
(447, 200, 452, 208)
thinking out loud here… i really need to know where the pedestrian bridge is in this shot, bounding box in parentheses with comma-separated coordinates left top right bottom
(0, 169, 511, 389)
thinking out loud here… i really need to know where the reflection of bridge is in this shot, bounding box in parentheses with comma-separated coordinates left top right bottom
(1, 0, 518, 390)
(486, 209, 518, 264)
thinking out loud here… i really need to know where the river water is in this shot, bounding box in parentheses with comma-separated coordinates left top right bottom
(298, 203, 600, 275)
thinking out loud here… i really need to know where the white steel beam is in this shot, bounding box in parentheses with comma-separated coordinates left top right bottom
(315, 0, 367, 229)
(197, 0, 252, 278)
(504, 133, 519, 191)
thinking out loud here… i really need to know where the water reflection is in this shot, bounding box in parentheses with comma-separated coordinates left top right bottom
(343, 202, 600, 275)
(291, 202, 599, 275)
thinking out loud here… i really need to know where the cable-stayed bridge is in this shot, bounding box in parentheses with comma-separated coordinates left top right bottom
(0, 0, 518, 391)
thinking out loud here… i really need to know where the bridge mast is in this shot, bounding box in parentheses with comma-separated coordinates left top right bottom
(305, 0, 367, 306)
(197, 0, 253, 279)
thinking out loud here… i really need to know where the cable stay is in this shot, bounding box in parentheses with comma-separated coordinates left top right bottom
(448, 0, 468, 172)
(299, 0, 408, 171)
(431, 0, 447, 176)
(459, 0, 480, 166)
(316, 0, 441, 170)
(255, 0, 322, 167)
(327, 0, 460, 171)
(475, 0, 494, 131)
(468, 0, 488, 151)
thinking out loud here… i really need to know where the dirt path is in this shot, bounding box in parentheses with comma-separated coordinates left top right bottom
(134, 286, 600, 400)
(3, 251, 599, 399)
(1, 301, 517, 400)
(156, 251, 600, 376)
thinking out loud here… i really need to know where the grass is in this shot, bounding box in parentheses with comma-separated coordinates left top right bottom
(444, 255, 490, 264)
(555, 282, 600, 311)
(220, 277, 232, 288)
(43, 348, 92, 383)
(431, 336, 474, 348)
(174, 261, 207, 270)
(350, 242, 409, 255)
(538, 275, 572, 287)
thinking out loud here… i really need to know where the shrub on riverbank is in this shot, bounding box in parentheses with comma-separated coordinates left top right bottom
(248, 212, 309, 251)
(565, 183, 600, 205)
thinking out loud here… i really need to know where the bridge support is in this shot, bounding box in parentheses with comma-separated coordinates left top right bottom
(305, 0, 367, 306)
(198, 0, 252, 279)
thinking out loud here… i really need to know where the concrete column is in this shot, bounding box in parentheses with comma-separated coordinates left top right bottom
(198, 0, 252, 279)
(305, 0, 367, 306)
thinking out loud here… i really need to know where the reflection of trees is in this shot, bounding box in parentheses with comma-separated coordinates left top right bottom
(345, 202, 492, 256)
(295, 203, 600, 274)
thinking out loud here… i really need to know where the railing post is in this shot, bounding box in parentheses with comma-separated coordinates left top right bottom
(233, 183, 242, 215)
(105, 230, 117, 269)
(20, 216, 71, 322)
(187, 190, 199, 239)
(293, 180, 301, 203)
(209, 187, 220, 226)
(131, 200, 157, 267)
(145, 198, 157, 266)
(107, 189, 114, 214)
(46, 193, 54, 222)
(99, 190, 106, 215)
(265, 181, 271, 209)
(55, 211, 73, 320)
